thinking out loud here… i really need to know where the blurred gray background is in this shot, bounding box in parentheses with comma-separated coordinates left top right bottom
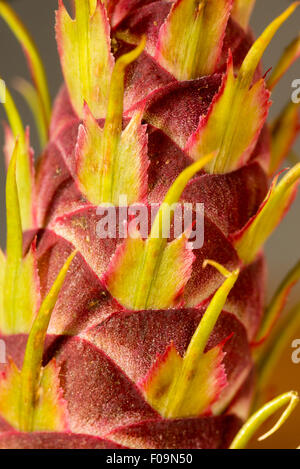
(0, 0, 299, 303)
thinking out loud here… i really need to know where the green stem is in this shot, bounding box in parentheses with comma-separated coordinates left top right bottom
(19, 251, 76, 432)
(2, 83, 25, 144)
(14, 78, 48, 149)
(165, 261, 239, 417)
(1, 83, 34, 229)
(230, 391, 299, 449)
(75, 0, 90, 104)
(3, 141, 22, 333)
(254, 302, 300, 410)
(185, 261, 239, 357)
(215, 2, 300, 173)
(100, 37, 146, 203)
(0, 0, 51, 131)
(255, 260, 300, 346)
(133, 152, 215, 310)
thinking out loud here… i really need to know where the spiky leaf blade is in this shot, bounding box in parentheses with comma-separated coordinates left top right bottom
(0, 359, 68, 432)
(156, 0, 232, 79)
(186, 53, 270, 172)
(232, 164, 300, 264)
(140, 341, 227, 418)
(56, 0, 114, 118)
(269, 102, 300, 174)
(267, 35, 300, 90)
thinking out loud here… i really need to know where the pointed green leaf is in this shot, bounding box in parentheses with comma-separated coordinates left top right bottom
(238, 2, 299, 90)
(3, 123, 15, 169)
(56, 0, 114, 118)
(0, 359, 21, 429)
(186, 54, 270, 173)
(14, 243, 41, 334)
(230, 392, 299, 449)
(141, 341, 226, 418)
(0, 249, 6, 335)
(255, 302, 300, 408)
(3, 140, 23, 333)
(255, 260, 300, 344)
(0, 0, 50, 131)
(185, 260, 239, 356)
(164, 261, 239, 418)
(133, 153, 214, 310)
(32, 360, 69, 432)
(188, 2, 299, 173)
(105, 153, 214, 310)
(76, 39, 147, 205)
(268, 35, 300, 91)
(14, 77, 48, 148)
(2, 84, 34, 229)
(140, 261, 238, 418)
(156, 0, 232, 79)
(105, 230, 195, 310)
(232, 164, 300, 264)
(269, 101, 300, 175)
(1, 140, 38, 334)
(0, 359, 68, 432)
(19, 251, 76, 431)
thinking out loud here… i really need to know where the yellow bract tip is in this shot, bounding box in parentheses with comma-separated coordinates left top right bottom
(258, 391, 299, 442)
(116, 35, 146, 69)
(202, 259, 236, 279)
(230, 391, 299, 449)
(239, 2, 300, 88)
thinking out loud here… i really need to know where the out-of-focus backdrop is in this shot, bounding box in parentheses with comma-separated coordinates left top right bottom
(0, 0, 299, 449)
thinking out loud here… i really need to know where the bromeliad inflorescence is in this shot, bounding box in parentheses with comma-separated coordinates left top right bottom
(0, 0, 299, 449)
